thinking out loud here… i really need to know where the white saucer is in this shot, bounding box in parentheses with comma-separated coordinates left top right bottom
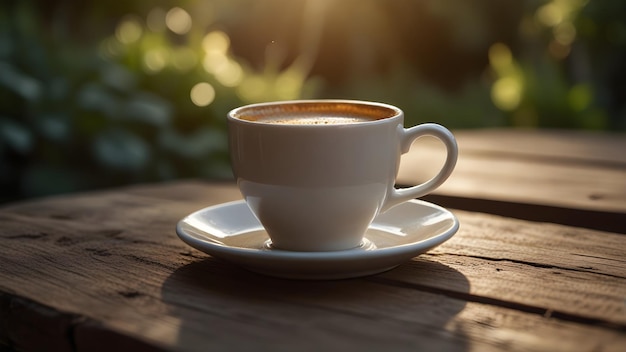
(176, 199, 459, 280)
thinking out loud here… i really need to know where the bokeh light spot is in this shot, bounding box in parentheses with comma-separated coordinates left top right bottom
(166, 7, 192, 35)
(116, 18, 143, 44)
(215, 61, 244, 87)
(488, 43, 512, 73)
(554, 22, 577, 45)
(275, 69, 305, 100)
(99, 38, 125, 59)
(237, 76, 268, 102)
(202, 31, 230, 54)
(548, 40, 571, 59)
(536, 3, 563, 27)
(143, 48, 169, 73)
(491, 77, 522, 111)
(171, 48, 198, 72)
(190, 82, 216, 107)
(203, 51, 229, 74)
(568, 84, 592, 112)
(147, 7, 167, 32)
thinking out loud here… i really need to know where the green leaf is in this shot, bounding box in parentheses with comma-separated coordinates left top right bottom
(37, 113, 70, 141)
(122, 92, 172, 126)
(0, 63, 42, 102)
(20, 165, 87, 198)
(77, 83, 119, 119)
(93, 129, 150, 171)
(159, 127, 226, 159)
(100, 64, 137, 93)
(0, 117, 33, 154)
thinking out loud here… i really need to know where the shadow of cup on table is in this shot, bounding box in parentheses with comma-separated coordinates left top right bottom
(161, 257, 471, 351)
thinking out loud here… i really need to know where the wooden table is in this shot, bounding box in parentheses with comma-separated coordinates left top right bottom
(1, 129, 625, 351)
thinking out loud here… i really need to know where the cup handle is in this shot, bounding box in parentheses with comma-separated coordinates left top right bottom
(381, 123, 458, 212)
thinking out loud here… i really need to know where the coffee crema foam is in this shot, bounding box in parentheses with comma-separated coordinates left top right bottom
(251, 116, 376, 125)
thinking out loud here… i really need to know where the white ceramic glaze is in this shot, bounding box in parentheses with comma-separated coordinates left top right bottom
(228, 100, 458, 251)
(176, 199, 459, 280)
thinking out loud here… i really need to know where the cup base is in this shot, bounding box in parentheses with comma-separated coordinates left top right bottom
(263, 238, 377, 253)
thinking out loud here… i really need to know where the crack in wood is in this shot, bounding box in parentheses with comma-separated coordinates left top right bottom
(50, 214, 74, 220)
(178, 251, 207, 260)
(121, 254, 179, 271)
(366, 277, 626, 332)
(433, 252, 626, 280)
(571, 253, 626, 263)
(117, 290, 144, 299)
(56, 236, 81, 247)
(85, 248, 112, 257)
(96, 229, 124, 238)
(6, 232, 49, 240)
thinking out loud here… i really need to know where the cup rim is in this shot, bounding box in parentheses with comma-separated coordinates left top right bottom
(227, 99, 403, 127)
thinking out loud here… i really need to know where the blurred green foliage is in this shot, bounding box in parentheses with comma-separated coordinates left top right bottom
(1, 0, 625, 202)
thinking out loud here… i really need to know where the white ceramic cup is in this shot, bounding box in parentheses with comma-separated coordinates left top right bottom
(227, 100, 458, 252)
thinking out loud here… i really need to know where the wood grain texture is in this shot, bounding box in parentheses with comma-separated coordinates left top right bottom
(1, 181, 624, 351)
(397, 128, 626, 232)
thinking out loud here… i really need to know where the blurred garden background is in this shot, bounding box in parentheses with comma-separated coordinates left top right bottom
(1, 0, 625, 202)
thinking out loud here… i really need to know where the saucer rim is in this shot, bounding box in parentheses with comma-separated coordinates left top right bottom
(176, 199, 459, 262)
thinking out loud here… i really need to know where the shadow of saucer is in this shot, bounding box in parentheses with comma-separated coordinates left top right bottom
(161, 257, 471, 351)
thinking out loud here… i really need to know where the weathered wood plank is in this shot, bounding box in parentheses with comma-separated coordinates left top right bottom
(434, 128, 626, 165)
(1, 181, 624, 351)
(398, 129, 626, 232)
(0, 292, 81, 352)
(383, 210, 626, 326)
(6, 261, 623, 352)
